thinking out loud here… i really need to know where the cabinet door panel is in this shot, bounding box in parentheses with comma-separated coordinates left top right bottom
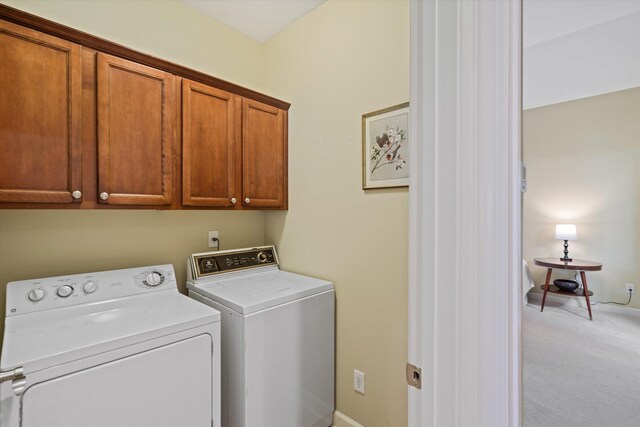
(242, 99, 286, 208)
(0, 20, 82, 203)
(97, 53, 175, 205)
(182, 80, 240, 207)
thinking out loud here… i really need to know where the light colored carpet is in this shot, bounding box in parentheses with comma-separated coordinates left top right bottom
(523, 300, 640, 427)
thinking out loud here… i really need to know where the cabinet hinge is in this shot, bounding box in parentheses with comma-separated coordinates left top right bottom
(521, 162, 527, 193)
(406, 363, 422, 389)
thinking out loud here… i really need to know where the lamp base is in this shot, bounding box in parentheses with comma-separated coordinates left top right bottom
(560, 240, 572, 263)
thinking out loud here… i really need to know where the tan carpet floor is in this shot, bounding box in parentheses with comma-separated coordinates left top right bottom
(524, 300, 640, 427)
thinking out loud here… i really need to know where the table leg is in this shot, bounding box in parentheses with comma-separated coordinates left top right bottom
(580, 270, 593, 320)
(540, 268, 552, 312)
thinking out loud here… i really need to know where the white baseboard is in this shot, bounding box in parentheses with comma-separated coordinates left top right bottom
(527, 291, 640, 317)
(333, 411, 365, 427)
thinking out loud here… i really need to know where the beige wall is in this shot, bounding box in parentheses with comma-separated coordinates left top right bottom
(1, 0, 265, 90)
(0, 210, 265, 317)
(0, 0, 267, 337)
(0, 1, 410, 425)
(524, 87, 640, 309)
(263, 1, 410, 426)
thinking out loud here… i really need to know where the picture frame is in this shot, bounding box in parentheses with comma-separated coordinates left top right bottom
(362, 102, 410, 189)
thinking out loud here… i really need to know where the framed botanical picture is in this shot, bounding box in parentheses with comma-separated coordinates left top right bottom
(362, 102, 409, 189)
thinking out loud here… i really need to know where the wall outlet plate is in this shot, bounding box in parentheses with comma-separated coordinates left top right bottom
(208, 231, 219, 249)
(354, 369, 365, 394)
(626, 283, 635, 294)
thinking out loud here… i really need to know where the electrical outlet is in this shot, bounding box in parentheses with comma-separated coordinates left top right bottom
(208, 231, 219, 249)
(626, 283, 635, 295)
(354, 369, 365, 394)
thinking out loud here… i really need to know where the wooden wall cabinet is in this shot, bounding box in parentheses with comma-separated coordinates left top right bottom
(97, 53, 176, 206)
(182, 80, 241, 207)
(0, 7, 289, 210)
(182, 81, 288, 210)
(0, 20, 82, 204)
(242, 100, 287, 209)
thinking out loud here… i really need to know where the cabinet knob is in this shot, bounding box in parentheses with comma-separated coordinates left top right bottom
(72, 190, 82, 199)
(230, 197, 237, 204)
(99, 192, 109, 201)
(244, 198, 250, 204)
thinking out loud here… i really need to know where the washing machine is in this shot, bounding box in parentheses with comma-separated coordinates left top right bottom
(187, 246, 335, 427)
(0, 264, 221, 427)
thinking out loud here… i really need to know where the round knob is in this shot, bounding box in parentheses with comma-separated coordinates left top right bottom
(72, 190, 82, 199)
(57, 285, 74, 298)
(83, 281, 97, 294)
(145, 272, 164, 287)
(257, 252, 268, 263)
(244, 198, 251, 204)
(100, 192, 109, 201)
(28, 288, 45, 302)
(230, 197, 237, 204)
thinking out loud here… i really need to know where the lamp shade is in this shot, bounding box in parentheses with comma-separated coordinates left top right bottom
(555, 224, 577, 241)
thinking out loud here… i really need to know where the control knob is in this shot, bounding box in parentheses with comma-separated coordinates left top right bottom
(28, 288, 45, 302)
(257, 252, 268, 263)
(144, 271, 164, 287)
(83, 281, 97, 294)
(57, 285, 74, 298)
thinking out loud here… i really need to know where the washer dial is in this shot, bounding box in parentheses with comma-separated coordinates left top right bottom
(144, 271, 165, 287)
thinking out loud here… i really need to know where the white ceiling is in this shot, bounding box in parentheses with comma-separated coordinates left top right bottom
(181, 0, 326, 43)
(524, 0, 640, 47)
(524, 0, 640, 109)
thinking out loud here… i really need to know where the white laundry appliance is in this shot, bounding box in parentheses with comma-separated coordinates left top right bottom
(0, 264, 221, 427)
(187, 246, 335, 427)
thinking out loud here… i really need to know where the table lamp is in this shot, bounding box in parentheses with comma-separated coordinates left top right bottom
(555, 224, 577, 262)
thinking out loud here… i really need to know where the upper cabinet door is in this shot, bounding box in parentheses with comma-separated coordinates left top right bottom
(242, 99, 287, 209)
(97, 53, 176, 205)
(0, 20, 82, 203)
(182, 80, 240, 207)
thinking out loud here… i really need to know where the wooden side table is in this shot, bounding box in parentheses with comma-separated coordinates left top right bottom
(533, 258, 603, 320)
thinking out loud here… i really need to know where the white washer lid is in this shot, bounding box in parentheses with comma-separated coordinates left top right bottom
(188, 270, 333, 315)
(1, 291, 220, 373)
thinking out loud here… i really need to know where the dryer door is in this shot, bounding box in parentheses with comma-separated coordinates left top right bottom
(20, 334, 212, 427)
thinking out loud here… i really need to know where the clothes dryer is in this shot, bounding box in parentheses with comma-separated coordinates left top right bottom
(0, 265, 221, 427)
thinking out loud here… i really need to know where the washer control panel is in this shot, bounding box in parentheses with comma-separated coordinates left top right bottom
(6, 265, 176, 315)
(190, 246, 278, 280)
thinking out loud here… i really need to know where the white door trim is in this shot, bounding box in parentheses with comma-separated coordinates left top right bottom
(408, 0, 522, 426)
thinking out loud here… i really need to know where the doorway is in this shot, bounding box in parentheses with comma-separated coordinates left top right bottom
(522, 1, 640, 426)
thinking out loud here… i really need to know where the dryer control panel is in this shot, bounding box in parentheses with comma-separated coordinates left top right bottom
(190, 246, 279, 280)
(5, 265, 176, 316)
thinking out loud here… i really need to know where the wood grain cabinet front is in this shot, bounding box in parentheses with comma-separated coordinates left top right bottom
(242, 99, 287, 209)
(97, 53, 176, 206)
(0, 20, 82, 203)
(0, 10, 288, 210)
(182, 84, 288, 210)
(182, 79, 241, 207)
